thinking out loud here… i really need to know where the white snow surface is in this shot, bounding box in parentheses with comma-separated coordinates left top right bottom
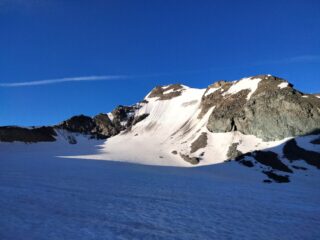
(222, 77, 262, 100)
(278, 82, 289, 89)
(0, 137, 320, 240)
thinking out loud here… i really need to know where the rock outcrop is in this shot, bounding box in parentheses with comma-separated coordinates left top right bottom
(204, 75, 320, 141)
(147, 84, 185, 100)
(93, 113, 119, 137)
(57, 115, 96, 135)
(0, 126, 56, 143)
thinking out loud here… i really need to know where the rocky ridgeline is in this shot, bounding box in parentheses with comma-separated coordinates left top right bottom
(0, 103, 148, 143)
(1, 74, 320, 144)
(0, 126, 56, 143)
(1, 74, 320, 183)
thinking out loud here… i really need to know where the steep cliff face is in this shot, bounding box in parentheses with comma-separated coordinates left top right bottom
(204, 75, 320, 141)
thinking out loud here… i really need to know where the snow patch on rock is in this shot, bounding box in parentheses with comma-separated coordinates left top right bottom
(223, 77, 262, 100)
(278, 82, 289, 89)
(204, 87, 220, 97)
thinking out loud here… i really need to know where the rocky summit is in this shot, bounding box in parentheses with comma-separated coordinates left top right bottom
(1, 74, 320, 183)
(203, 75, 320, 141)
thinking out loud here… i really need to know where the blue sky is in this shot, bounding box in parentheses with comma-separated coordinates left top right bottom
(1, 0, 320, 126)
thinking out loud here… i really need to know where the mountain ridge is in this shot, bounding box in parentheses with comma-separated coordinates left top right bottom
(1, 74, 320, 183)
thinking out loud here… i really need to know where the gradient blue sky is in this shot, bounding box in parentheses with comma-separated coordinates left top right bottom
(1, 0, 320, 126)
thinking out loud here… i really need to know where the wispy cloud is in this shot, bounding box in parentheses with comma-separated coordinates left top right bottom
(2, 54, 319, 88)
(0, 75, 129, 87)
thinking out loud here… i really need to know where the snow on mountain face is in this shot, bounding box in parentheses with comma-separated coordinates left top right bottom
(68, 85, 209, 166)
(59, 75, 320, 182)
(1, 74, 320, 183)
(222, 77, 262, 100)
(70, 81, 282, 166)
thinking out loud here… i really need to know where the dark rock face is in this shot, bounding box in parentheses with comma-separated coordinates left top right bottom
(0, 126, 56, 143)
(179, 153, 200, 165)
(205, 75, 320, 141)
(58, 115, 96, 134)
(148, 84, 184, 100)
(0, 101, 150, 143)
(239, 159, 254, 167)
(199, 81, 233, 118)
(93, 114, 119, 137)
(283, 139, 320, 169)
(111, 105, 135, 130)
(190, 132, 208, 153)
(111, 105, 149, 132)
(236, 150, 292, 173)
(227, 143, 243, 160)
(54, 102, 150, 140)
(57, 114, 118, 139)
(254, 151, 292, 173)
(263, 171, 290, 183)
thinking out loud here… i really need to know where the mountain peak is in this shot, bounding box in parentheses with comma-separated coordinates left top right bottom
(1, 74, 320, 183)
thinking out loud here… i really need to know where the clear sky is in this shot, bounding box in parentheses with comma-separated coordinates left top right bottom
(1, 0, 320, 126)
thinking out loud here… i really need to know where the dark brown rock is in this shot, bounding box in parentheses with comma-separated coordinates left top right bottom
(283, 139, 320, 169)
(179, 153, 200, 165)
(227, 143, 243, 160)
(148, 84, 184, 100)
(93, 113, 119, 138)
(263, 171, 290, 183)
(57, 115, 96, 134)
(0, 126, 56, 143)
(206, 75, 320, 140)
(190, 132, 208, 153)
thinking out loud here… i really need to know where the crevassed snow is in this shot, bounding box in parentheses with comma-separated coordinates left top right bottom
(223, 77, 262, 100)
(278, 82, 289, 89)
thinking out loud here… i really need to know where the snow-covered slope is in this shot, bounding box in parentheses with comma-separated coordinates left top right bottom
(1, 138, 319, 239)
(68, 84, 287, 167)
(1, 74, 320, 183)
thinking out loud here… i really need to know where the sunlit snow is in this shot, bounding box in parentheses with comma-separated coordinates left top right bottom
(223, 77, 262, 100)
